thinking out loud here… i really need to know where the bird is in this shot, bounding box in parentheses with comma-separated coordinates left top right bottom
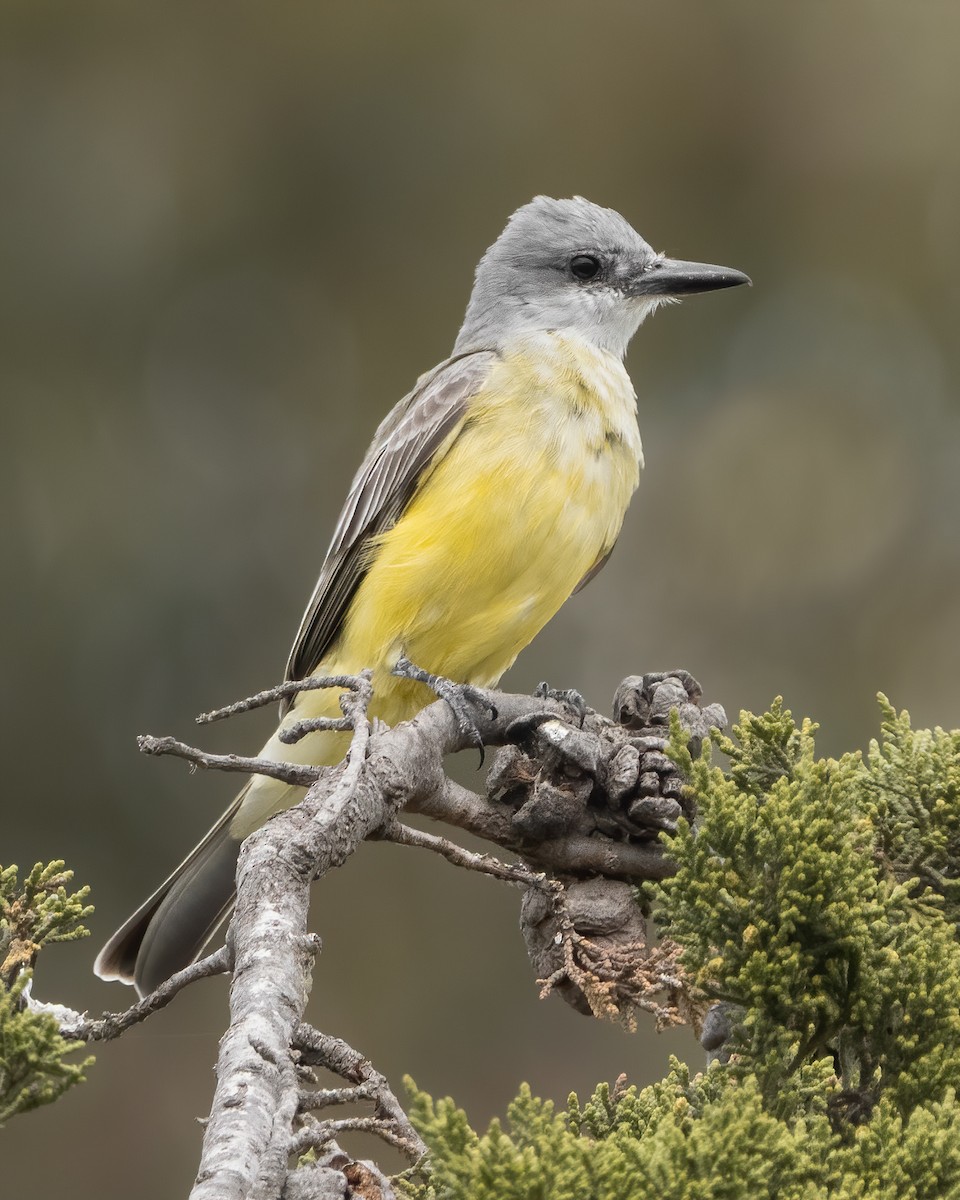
(94, 195, 749, 996)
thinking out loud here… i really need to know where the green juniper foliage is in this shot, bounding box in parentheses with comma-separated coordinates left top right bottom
(401, 700, 960, 1200)
(856, 696, 960, 928)
(0, 861, 94, 1122)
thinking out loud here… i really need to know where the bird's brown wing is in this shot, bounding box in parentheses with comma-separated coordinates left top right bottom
(282, 351, 497, 706)
(573, 543, 616, 594)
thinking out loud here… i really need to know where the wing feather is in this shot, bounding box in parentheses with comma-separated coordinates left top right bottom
(282, 351, 497, 699)
(573, 543, 616, 594)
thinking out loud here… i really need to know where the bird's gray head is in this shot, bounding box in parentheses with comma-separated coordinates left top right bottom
(454, 196, 749, 359)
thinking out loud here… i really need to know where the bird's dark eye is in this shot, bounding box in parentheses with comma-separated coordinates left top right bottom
(570, 254, 601, 281)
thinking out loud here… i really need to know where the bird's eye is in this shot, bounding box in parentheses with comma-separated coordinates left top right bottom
(570, 254, 601, 281)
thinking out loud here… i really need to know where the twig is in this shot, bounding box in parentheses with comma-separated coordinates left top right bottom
(59, 947, 231, 1042)
(308, 681, 373, 830)
(137, 735, 322, 788)
(293, 1023, 427, 1162)
(379, 819, 545, 889)
(292, 1117, 418, 1158)
(24, 947, 230, 1042)
(278, 716, 352, 744)
(297, 1084, 375, 1112)
(197, 672, 371, 724)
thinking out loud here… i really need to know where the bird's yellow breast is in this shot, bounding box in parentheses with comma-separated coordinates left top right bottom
(330, 331, 643, 722)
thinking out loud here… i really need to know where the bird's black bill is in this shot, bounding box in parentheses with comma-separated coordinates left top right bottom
(632, 258, 751, 298)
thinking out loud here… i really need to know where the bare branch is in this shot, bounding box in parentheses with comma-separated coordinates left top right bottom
(293, 1023, 427, 1161)
(137, 735, 323, 788)
(60, 947, 231, 1043)
(197, 672, 372, 725)
(292, 1117, 417, 1159)
(278, 715, 353, 744)
(297, 1085, 374, 1112)
(379, 819, 545, 889)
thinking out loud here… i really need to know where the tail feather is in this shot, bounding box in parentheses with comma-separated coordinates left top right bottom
(94, 789, 246, 997)
(95, 686, 350, 996)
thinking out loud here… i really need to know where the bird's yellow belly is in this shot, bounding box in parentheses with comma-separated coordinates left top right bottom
(331, 336, 642, 724)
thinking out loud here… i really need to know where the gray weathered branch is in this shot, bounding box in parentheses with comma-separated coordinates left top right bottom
(54, 669, 722, 1199)
(172, 670, 722, 1198)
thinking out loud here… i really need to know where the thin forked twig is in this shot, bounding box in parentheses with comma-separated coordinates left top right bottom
(136, 735, 323, 787)
(197, 672, 372, 725)
(293, 1023, 427, 1163)
(292, 1117, 419, 1159)
(58, 946, 231, 1042)
(380, 819, 547, 890)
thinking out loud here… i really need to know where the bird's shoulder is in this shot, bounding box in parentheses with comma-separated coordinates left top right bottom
(325, 350, 499, 561)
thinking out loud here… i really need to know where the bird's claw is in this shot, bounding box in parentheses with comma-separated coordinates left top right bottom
(393, 656, 492, 765)
(535, 681, 588, 727)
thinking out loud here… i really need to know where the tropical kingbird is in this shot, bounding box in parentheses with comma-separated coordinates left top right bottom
(95, 196, 749, 996)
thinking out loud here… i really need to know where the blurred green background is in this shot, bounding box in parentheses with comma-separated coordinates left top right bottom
(4, 1, 960, 1193)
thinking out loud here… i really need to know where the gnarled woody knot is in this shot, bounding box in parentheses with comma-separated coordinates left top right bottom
(500, 672, 726, 1022)
(489, 671, 726, 849)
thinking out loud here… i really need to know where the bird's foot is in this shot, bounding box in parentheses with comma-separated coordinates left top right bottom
(535, 681, 588, 727)
(393, 656, 494, 765)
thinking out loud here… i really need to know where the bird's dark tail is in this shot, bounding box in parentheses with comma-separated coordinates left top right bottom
(94, 789, 246, 998)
